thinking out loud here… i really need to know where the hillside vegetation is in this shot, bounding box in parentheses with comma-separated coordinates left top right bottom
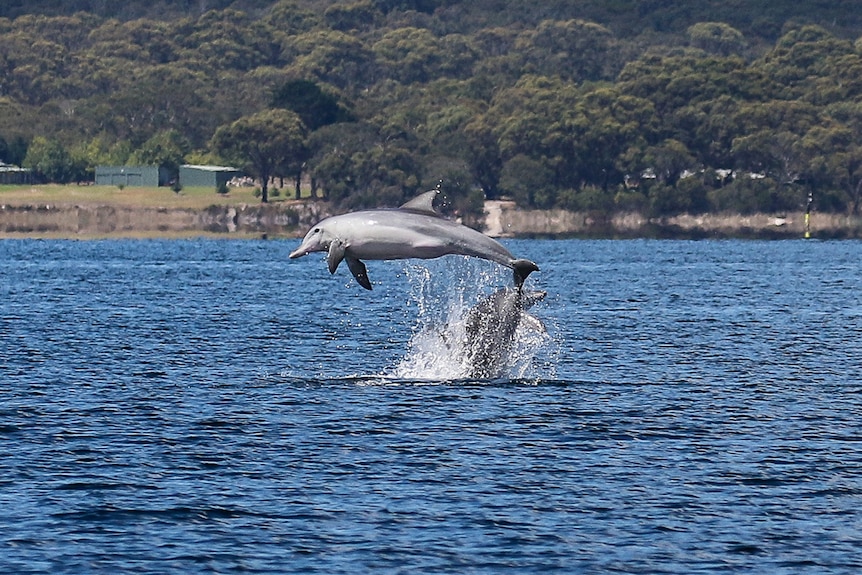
(1, 0, 862, 218)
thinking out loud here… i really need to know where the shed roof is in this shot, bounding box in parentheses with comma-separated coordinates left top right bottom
(0, 162, 30, 172)
(181, 164, 239, 172)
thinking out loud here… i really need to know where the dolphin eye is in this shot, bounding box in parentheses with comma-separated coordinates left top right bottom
(313, 228, 320, 234)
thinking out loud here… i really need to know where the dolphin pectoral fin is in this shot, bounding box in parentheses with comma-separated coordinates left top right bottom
(512, 259, 540, 288)
(520, 313, 547, 334)
(328, 240, 371, 289)
(327, 241, 346, 274)
(346, 256, 372, 290)
(399, 189, 441, 216)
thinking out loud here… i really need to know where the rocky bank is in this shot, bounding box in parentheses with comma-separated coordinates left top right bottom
(1, 199, 860, 239)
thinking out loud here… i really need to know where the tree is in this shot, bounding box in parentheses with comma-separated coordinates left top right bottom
(271, 79, 353, 131)
(573, 89, 658, 191)
(731, 100, 819, 185)
(307, 121, 422, 208)
(211, 109, 308, 203)
(372, 27, 444, 84)
(324, 1, 381, 32)
(282, 30, 377, 92)
(180, 9, 278, 71)
(500, 154, 556, 208)
(515, 19, 620, 82)
(263, 0, 322, 35)
(23, 136, 83, 183)
(756, 25, 861, 103)
(671, 95, 745, 170)
(619, 50, 772, 119)
(0, 134, 28, 166)
(128, 129, 190, 178)
(463, 116, 503, 199)
(5, 3, 862, 221)
(687, 22, 747, 56)
(643, 139, 696, 187)
(69, 136, 132, 180)
(827, 102, 862, 213)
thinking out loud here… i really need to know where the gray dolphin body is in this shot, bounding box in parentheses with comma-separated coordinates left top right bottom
(464, 284, 547, 379)
(289, 190, 538, 289)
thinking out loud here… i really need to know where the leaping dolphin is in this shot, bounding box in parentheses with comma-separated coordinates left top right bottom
(463, 277, 547, 379)
(289, 190, 539, 290)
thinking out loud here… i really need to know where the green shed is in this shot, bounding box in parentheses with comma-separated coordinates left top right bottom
(179, 164, 241, 188)
(95, 166, 169, 187)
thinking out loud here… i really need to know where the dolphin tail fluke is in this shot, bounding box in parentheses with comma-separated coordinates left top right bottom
(512, 259, 539, 288)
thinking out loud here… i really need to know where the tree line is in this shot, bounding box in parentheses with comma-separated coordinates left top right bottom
(1, 1, 861, 217)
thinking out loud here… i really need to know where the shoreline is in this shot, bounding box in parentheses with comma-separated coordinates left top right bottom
(484, 201, 862, 240)
(1, 196, 861, 240)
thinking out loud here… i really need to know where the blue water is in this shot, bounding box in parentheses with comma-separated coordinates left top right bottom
(2, 238, 861, 574)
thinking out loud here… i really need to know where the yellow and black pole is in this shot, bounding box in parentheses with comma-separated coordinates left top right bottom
(804, 191, 813, 239)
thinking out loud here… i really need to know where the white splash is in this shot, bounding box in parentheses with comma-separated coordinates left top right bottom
(388, 258, 555, 381)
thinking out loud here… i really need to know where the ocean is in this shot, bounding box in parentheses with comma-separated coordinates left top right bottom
(2, 238, 861, 573)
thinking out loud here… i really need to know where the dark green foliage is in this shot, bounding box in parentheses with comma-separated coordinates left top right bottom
(500, 155, 556, 209)
(22, 137, 86, 183)
(271, 79, 354, 131)
(129, 130, 191, 180)
(311, 124, 422, 209)
(0, 135, 28, 166)
(1, 2, 861, 217)
(211, 108, 308, 203)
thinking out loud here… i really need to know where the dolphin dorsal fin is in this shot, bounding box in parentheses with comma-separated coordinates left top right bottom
(399, 190, 441, 216)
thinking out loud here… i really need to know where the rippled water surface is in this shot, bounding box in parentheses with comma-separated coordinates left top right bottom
(2, 238, 861, 574)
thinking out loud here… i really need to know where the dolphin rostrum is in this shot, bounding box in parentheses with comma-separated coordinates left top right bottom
(463, 275, 547, 379)
(289, 190, 539, 290)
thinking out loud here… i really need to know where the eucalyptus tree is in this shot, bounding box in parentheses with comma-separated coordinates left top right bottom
(826, 102, 862, 213)
(686, 22, 747, 56)
(515, 18, 620, 82)
(211, 109, 308, 203)
(307, 121, 423, 209)
(282, 30, 377, 93)
(271, 79, 354, 131)
(755, 25, 862, 104)
(372, 27, 445, 84)
(128, 130, 191, 179)
(23, 136, 83, 183)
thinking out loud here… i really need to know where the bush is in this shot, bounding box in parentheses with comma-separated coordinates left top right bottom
(649, 183, 690, 216)
(814, 188, 849, 212)
(706, 177, 786, 213)
(614, 189, 650, 212)
(23, 137, 79, 183)
(557, 186, 615, 212)
(499, 154, 556, 208)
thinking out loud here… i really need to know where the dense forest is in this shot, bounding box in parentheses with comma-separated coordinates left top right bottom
(2, 0, 862, 216)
